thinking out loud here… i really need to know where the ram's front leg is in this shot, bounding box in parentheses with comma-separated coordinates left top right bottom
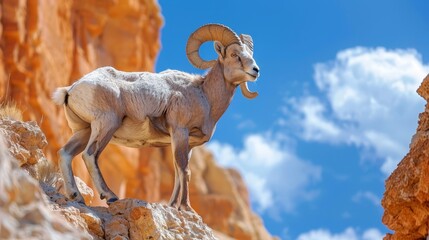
(169, 127, 195, 212)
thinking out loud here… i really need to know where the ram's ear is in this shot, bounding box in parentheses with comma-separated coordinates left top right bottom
(240, 34, 253, 56)
(214, 41, 226, 58)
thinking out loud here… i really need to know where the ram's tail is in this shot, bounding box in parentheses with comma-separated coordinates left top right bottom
(52, 87, 70, 106)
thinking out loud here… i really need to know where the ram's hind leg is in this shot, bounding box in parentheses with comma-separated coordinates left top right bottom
(58, 128, 91, 203)
(82, 115, 121, 204)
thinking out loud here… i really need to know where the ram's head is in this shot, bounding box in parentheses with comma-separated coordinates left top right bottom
(186, 24, 260, 99)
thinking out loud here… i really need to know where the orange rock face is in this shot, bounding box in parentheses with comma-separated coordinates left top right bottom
(382, 75, 429, 240)
(0, 1, 275, 239)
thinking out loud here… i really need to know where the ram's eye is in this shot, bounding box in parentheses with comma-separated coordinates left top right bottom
(231, 53, 237, 58)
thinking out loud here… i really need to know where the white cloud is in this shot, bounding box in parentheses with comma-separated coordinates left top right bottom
(352, 191, 381, 207)
(362, 229, 384, 240)
(207, 133, 321, 213)
(289, 96, 341, 141)
(297, 227, 383, 240)
(288, 47, 428, 175)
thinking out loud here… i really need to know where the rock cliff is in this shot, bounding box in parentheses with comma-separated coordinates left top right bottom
(382, 75, 429, 239)
(0, 1, 274, 239)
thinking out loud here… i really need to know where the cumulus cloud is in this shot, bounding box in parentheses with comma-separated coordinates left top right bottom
(207, 133, 321, 213)
(287, 47, 428, 175)
(296, 227, 383, 240)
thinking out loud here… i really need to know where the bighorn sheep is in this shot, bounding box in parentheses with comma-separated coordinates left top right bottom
(52, 24, 260, 211)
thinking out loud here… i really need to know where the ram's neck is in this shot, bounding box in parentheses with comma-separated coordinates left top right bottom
(202, 62, 236, 122)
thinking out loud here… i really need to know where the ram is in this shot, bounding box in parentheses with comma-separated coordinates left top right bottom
(52, 24, 260, 211)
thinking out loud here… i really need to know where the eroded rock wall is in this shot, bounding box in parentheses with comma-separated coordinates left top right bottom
(382, 75, 429, 240)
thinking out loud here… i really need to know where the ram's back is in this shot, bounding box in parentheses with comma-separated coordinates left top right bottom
(63, 67, 209, 147)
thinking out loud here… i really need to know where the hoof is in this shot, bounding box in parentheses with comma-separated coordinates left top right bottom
(69, 192, 85, 204)
(179, 204, 196, 213)
(107, 197, 119, 205)
(70, 192, 78, 199)
(168, 201, 180, 210)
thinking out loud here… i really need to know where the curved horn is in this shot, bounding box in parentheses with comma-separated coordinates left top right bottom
(186, 24, 241, 69)
(240, 82, 258, 99)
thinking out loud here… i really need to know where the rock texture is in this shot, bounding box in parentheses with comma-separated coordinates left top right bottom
(382, 74, 429, 240)
(45, 189, 218, 240)
(0, 1, 275, 239)
(0, 119, 90, 240)
(0, 118, 47, 167)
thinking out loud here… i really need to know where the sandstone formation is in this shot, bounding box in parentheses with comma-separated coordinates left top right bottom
(0, 1, 275, 239)
(382, 75, 429, 240)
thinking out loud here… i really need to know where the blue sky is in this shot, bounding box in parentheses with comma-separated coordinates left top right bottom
(157, 1, 429, 239)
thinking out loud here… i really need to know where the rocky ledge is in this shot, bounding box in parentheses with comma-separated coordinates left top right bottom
(0, 118, 216, 240)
